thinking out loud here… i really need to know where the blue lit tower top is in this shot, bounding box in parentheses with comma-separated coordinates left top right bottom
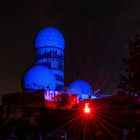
(67, 80, 93, 99)
(23, 65, 56, 92)
(35, 27, 65, 50)
(34, 27, 65, 91)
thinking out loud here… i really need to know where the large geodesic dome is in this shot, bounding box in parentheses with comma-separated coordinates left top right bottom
(67, 80, 93, 99)
(22, 65, 56, 92)
(35, 27, 65, 50)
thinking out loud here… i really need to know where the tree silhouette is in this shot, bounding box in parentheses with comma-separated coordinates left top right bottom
(117, 34, 140, 95)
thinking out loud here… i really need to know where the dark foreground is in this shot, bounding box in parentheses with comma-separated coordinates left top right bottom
(0, 95, 140, 140)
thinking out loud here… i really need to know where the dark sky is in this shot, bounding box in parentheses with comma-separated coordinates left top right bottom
(1, 0, 140, 103)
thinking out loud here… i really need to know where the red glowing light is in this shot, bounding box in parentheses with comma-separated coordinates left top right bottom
(84, 103, 90, 114)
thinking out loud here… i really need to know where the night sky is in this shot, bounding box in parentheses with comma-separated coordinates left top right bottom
(1, 0, 140, 103)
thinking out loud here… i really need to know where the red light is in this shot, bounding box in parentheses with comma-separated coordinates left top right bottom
(84, 103, 90, 114)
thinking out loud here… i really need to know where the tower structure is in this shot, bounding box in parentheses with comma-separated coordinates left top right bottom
(34, 27, 65, 91)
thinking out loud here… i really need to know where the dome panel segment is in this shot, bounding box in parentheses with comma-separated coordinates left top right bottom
(35, 27, 65, 50)
(23, 65, 56, 92)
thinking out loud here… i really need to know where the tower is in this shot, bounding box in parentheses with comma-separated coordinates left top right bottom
(34, 27, 65, 91)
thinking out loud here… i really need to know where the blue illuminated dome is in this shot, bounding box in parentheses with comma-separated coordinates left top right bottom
(23, 65, 56, 92)
(35, 27, 65, 50)
(68, 80, 93, 99)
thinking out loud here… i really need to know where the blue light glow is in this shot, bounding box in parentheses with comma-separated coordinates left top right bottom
(23, 65, 56, 92)
(34, 27, 65, 91)
(35, 27, 65, 50)
(67, 80, 93, 99)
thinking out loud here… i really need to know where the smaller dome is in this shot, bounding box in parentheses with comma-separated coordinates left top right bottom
(22, 65, 56, 92)
(35, 27, 65, 50)
(67, 80, 93, 99)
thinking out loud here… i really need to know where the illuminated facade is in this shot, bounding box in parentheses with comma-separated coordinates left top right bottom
(22, 26, 95, 99)
(22, 27, 65, 92)
(34, 27, 65, 91)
